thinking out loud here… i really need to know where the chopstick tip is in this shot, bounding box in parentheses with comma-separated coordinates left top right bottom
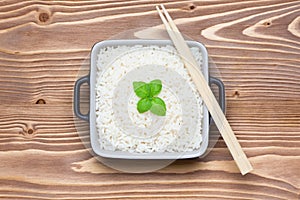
(156, 4, 166, 10)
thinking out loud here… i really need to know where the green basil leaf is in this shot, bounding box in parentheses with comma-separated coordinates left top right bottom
(133, 82, 150, 98)
(137, 98, 152, 113)
(149, 79, 162, 96)
(150, 97, 166, 116)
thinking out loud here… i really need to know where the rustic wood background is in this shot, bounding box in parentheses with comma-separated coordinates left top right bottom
(0, 0, 299, 199)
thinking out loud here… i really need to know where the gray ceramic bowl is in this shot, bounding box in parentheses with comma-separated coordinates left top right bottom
(74, 40, 225, 159)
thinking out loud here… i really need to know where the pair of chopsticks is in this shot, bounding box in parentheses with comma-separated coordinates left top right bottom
(156, 5, 253, 175)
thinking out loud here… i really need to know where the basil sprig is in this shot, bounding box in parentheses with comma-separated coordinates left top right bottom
(133, 79, 166, 116)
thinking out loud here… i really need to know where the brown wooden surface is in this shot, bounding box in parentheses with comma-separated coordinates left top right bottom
(0, 0, 299, 199)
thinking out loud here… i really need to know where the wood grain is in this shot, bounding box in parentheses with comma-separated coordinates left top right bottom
(0, 0, 299, 199)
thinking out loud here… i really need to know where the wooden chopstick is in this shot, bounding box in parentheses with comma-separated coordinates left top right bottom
(156, 5, 253, 175)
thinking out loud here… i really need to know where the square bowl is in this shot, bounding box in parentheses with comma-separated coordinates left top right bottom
(75, 39, 210, 159)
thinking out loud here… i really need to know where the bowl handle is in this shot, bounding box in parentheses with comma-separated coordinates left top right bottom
(74, 75, 90, 121)
(209, 76, 226, 113)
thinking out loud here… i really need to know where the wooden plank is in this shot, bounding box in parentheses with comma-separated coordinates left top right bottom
(0, 0, 299, 199)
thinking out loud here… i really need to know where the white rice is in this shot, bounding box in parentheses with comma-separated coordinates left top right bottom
(95, 44, 203, 153)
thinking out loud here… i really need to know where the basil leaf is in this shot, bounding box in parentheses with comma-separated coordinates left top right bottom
(133, 82, 150, 98)
(133, 80, 167, 116)
(150, 97, 166, 116)
(137, 98, 152, 113)
(149, 79, 162, 96)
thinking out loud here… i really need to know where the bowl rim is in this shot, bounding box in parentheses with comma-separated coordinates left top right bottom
(89, 39, 209, 159)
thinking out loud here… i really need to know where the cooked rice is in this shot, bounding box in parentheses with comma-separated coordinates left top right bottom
(95, 44, 203, 153)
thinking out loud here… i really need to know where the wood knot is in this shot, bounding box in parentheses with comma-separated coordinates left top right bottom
(189, 4, 196, 10)
(36, 99, 46, 104)
(19, 125, 37, 139)
(36, 8, 52, 25)
(39, 13, 50, 23)
(263, 21, 272, 27)
(27, 128, 34, 135)
(233, 90, 240, 98)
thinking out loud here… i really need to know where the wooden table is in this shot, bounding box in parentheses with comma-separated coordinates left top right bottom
(0, 0, 299, 199)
